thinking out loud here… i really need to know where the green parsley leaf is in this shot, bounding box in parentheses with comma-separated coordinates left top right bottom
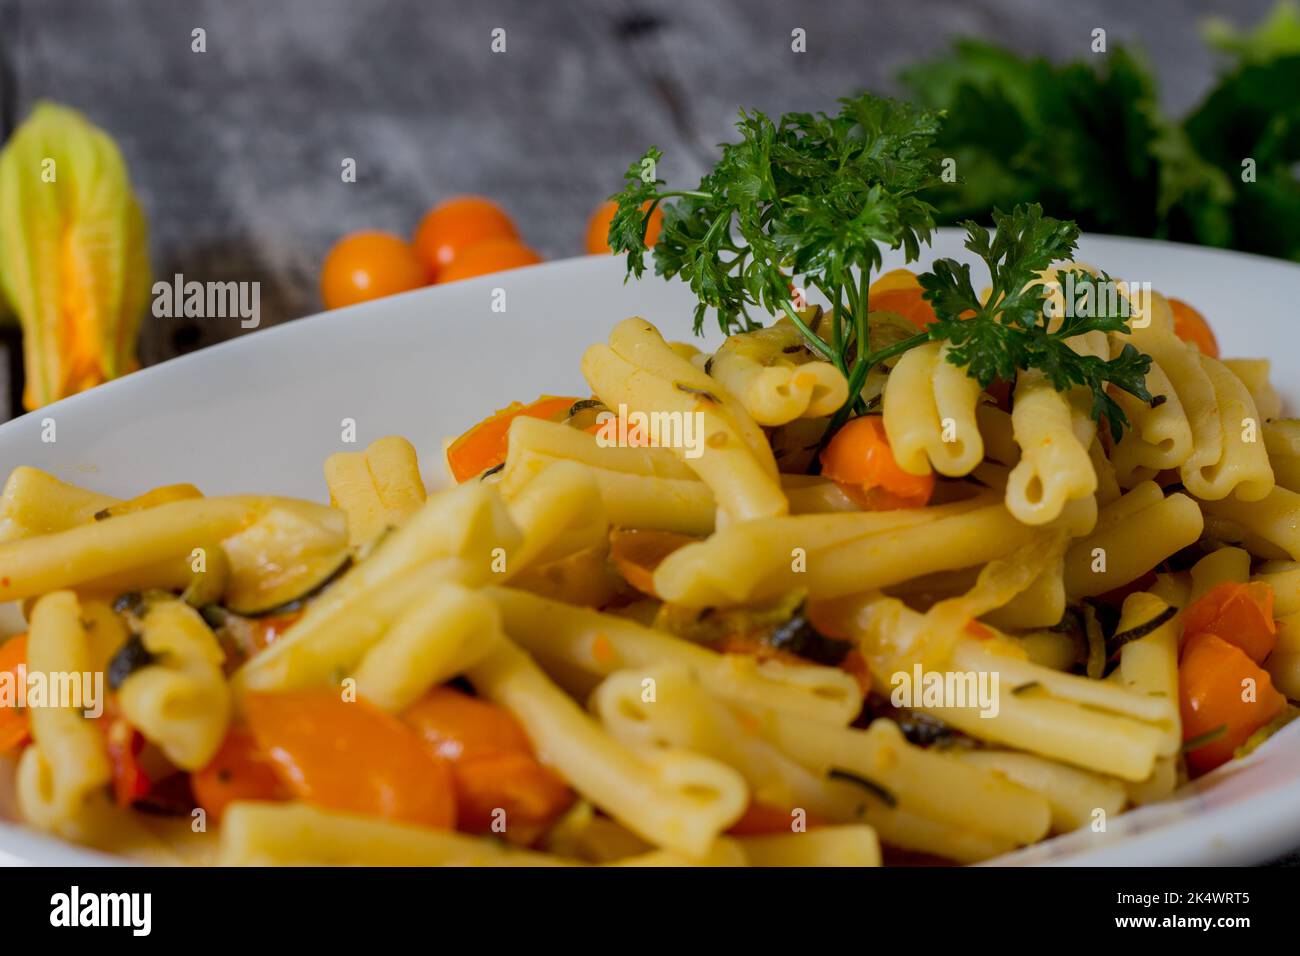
(921, 204, 1153, 441)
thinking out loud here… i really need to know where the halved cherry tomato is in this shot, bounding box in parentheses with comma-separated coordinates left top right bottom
(320, 231, 431, 310)
(1182, 582, 1276, 663)
(414, 196, 519, 281)
(820, 416, 934, 509)
(437, 238, 542, 283)
(404, 686, 534, 761)
(869, 285, 938, 331)
(586, 199, 663, 255)
(446, 395, 580, 482)
(244, 690, 456, 829)
(1168, 298, 1219, 358)
(191, 726, 291, 823)
(0, 634, 29, 754)
(403, 686, 573, 844)
(1179, 631, 1286, 775)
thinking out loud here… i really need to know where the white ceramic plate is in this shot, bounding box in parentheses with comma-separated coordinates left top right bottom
(1, 229, 1298, 866)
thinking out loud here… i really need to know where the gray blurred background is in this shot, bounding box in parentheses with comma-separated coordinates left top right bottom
(0, 0, 1296, 865)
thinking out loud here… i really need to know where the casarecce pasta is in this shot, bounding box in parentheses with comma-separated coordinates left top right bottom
(0, 269, 1296, 869)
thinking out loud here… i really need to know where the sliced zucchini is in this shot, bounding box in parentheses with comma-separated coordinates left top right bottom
(563, 399, 607, 432)
(220, 500, 350, 616)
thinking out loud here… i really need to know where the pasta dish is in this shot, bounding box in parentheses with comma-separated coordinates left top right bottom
(0, 268, 1296, 866)
(0, 92, 1296, 867)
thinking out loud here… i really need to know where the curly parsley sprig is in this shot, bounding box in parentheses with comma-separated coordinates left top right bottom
(608, 94, 1154, 440)
(922, 204, 1153, 441)
(609, 94, 945, 384)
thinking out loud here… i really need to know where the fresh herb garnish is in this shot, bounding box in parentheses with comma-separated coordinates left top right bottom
(1109, 605, 1179, 652)
(609, 94, 1153, 439)
(921, 205, 1152, 440)
(609, 93, 944, 410)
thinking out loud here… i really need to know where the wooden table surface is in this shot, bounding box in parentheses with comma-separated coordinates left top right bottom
(0, 0, 1295, 864)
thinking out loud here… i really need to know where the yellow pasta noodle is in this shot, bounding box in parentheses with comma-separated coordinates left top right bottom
(952, 750, 1126, 833)
(707, 318, 848, 425)
(15, 592, 111, 834)
(352, 582, 503, 712)
(324, 435, 427, 547)
(466, 639, 747, 857)
(118, 599, 231, 770)
(736, 826, 881, 866)
(1005, 369, 1096, 525)
(485, 586, 862, 725)
(0, 496, 270, 601)
(884, 342, 984, 477)
(1200, 485, 1300, 562)
(235, 480, 522, 693)
(1063, 486, 1203, 597)
(0, 467, 118, 541)
(1182, 354, 1274, 502)
(582, 318, 786, 523)
(1223, 358, 1282, 421)
(1108, 356, 1193, 487)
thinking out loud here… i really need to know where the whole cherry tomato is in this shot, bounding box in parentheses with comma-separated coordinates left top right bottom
(414, 196, 520, 281)
(437, 238, 542, 283)
(320, 231, 430, 310)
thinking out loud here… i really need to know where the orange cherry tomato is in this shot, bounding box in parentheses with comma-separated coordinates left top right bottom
(190, 726, 291, 822)
(870, 285, 938, 331)
(414, 196, 520, 281)
(1168, 298, 1219, 358)
(436, 238, 542, 283)
(445, 394, 580, 482)
(320, 231, 431, 310)
(1179, 631, 1286, 775)
(586, 199, 663, 255)
(820, 416, 934, 509)
(243, 690, 456, 829)
(1182, 581, 1277, 664)
(0, 634, 29, 754)
(727, 801, 826, 836)
(404, 687, 573, 844)
(403, 686, 536, 762)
